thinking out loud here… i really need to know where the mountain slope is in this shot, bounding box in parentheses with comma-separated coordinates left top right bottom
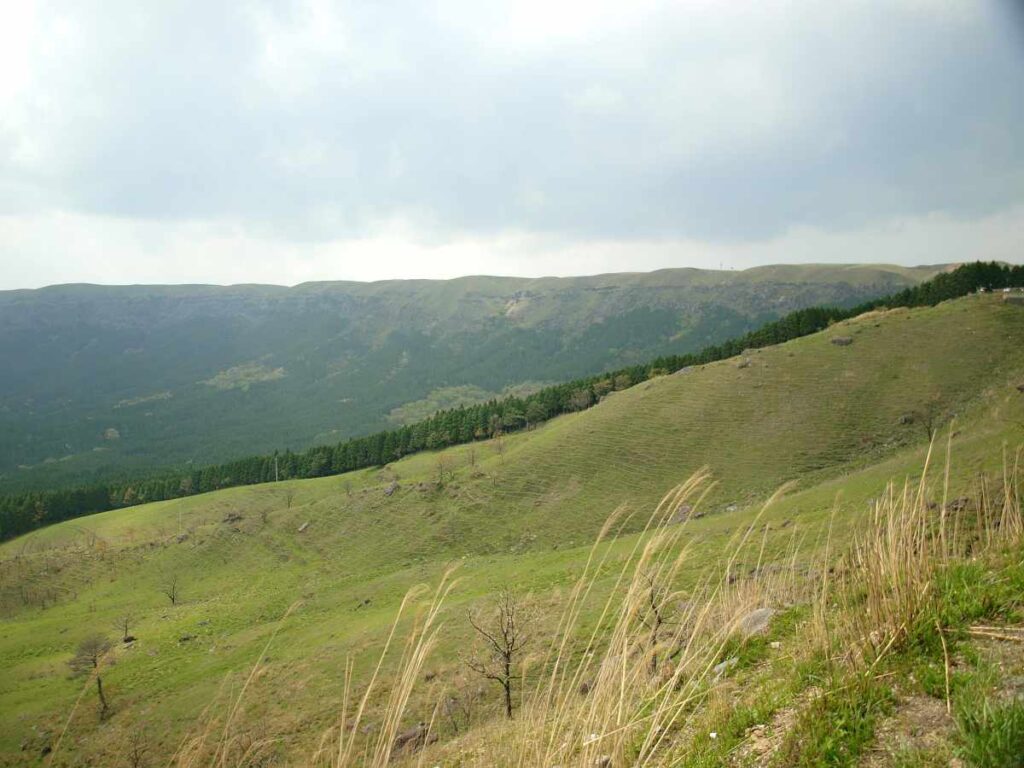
(0, 264, 939, 491)
(1, 293, 1021, 764)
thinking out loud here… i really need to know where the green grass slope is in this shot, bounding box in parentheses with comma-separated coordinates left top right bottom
(0, 293, 1021, 765)
(0, 263, 939, 492)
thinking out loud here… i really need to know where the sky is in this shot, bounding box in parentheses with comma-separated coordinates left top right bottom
(0, 0, 1022, 289)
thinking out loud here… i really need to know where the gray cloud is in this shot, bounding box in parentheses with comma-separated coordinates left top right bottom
(0, 0, 1022, 286)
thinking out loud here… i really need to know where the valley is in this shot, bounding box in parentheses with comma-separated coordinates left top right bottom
(0, 265, 938, 493)
(2, 293, 1022, 766)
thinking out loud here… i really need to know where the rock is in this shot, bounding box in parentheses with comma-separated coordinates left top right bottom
(737, 358, 752, 369)
(384, 481, 400, 497)
(393, 722, 435, 753)
(175, 532, 189, 543)
(713, 657, 738, 679)
(671, 503, 693, 523)
(297, 521, 310, 533)
(739, 607, 775, 637)
(898, 413, 914, 425)
(222, 511, 243, 524)
(831, 336, 853, 346)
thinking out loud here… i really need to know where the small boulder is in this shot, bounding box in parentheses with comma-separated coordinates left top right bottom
(739, 607, 775, 637)
(393, 722, 435, 753)
(831, 336, 853, 346)
(671, 503, 693, 523)
(713, 657, 738, 679)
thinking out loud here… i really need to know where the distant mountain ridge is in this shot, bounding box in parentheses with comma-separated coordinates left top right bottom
(0, 264, 940, 491)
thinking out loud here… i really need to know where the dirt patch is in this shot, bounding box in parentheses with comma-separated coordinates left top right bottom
(971, 629, 1024, 702)
(859, 695, 955, 767)
(732, 687, 820, 766)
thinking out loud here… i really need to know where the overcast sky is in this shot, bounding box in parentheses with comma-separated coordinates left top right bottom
(1, 0, 1022, 288)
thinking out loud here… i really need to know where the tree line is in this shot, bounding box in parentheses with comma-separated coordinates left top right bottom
(2, 261, 1021, 540)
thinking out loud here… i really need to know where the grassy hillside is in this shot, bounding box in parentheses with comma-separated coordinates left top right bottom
(0, 264, 939, 492)
(1, 294, 1021, 766)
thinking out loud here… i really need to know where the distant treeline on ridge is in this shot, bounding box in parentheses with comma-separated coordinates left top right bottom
(2, 261, 1022, 541)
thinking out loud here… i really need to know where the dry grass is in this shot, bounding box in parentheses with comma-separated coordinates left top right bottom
(164, 438, 1023, 767)
(840, 439, 1023, 669)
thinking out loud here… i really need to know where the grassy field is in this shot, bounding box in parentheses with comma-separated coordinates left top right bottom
(1, 294, 1022, 766)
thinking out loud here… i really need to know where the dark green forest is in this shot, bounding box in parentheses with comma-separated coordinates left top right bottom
(2, 262, 1020, 540)
(0, 265, 934, 493)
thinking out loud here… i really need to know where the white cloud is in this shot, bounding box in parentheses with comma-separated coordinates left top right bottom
(0, 0, 1021, 287)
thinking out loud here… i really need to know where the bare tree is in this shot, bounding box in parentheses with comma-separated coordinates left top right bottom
(160, 574, 179, 606)
(69, 635, 113, 720)
(284, 488, 296, 509)
(435, 455, 452, 486)
(441, 676, 483, 735)
(115, 612, 135, 642)
(466, 588, 529, 719)
(914, 392, 944, 442)
(637, 571, 677, 674)
(124, 727, 148, 768)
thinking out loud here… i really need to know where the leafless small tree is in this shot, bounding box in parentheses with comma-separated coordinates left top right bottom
(160, 574, 179, 606)
(124, 727, 148, 768)
(466, 588, 529, 719)
(435, 455, 452, 486)
(69, 635, 113, 720)
(637, 570, 678, 674)
(915, 392, 944, 442)
(441, 676, 483, 735)
(284, 488, 296, 509)
(115, 612, 135, 642)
